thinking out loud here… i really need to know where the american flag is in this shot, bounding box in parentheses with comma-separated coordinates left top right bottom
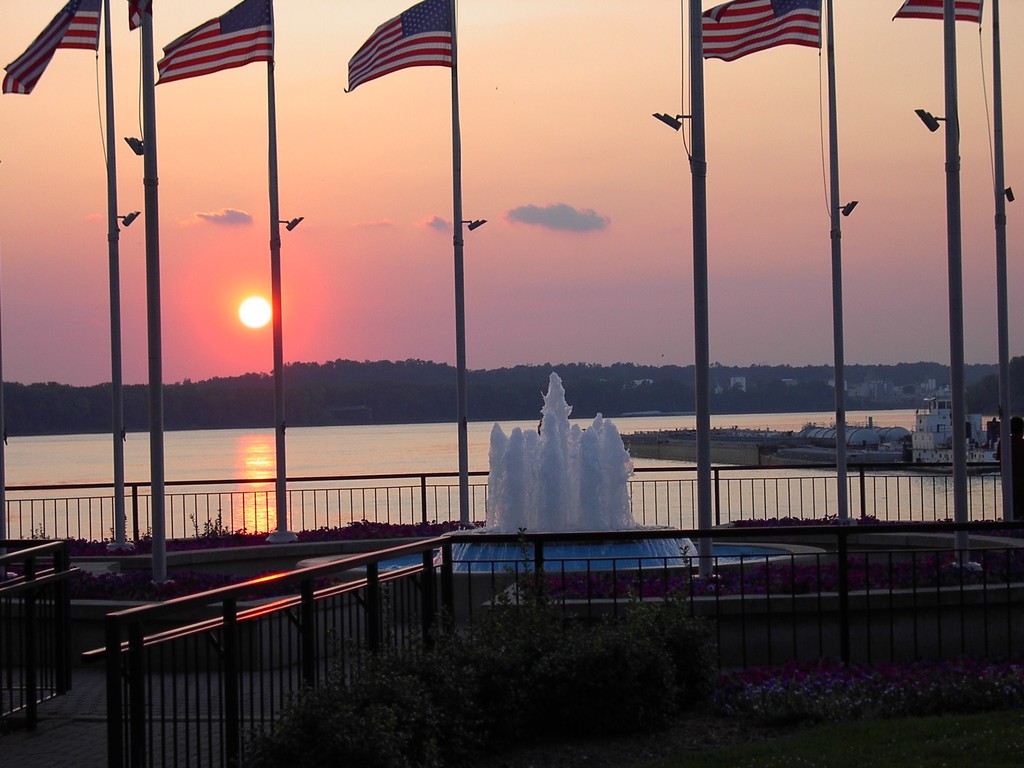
(156, 0, 273, 85)
(703, 0, 821, 62)
(129, 0, 151, 31)
(893, 0, 983, 23)
(347, 0, 452, 92)
(3, 0, 101, 94)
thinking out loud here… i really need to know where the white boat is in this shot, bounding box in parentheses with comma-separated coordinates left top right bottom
(910, 392, 996, 464)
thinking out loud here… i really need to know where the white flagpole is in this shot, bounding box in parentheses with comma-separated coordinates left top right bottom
(991, 0, 1012, 521)
(941, 0, 970, 552)
(689, 0, 712, 573)
(139, 7, 167, 583)
(266, 51, 296, 543)
(103, 0, 130, 551)
(825, 0, 850, 522)
(450, 0, 470, 525)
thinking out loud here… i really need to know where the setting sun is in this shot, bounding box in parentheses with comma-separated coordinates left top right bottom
(238, 296, 272, 329)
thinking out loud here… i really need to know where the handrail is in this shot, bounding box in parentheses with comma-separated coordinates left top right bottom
(102, 535, 449, 624)
(1, 461, 998, 495)
(3, 463, 1008, 547)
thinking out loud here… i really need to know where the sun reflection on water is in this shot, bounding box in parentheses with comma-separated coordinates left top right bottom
(235, 433, 277, 534)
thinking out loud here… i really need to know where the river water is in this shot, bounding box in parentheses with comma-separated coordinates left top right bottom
(4, 409, 917, 486)
(4, 407, 1005, 540)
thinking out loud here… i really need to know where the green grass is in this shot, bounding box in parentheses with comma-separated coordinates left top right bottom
(644, 709, 1024, 768)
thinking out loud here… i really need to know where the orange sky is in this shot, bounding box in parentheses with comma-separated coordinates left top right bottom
(0, 0, 1021, 386)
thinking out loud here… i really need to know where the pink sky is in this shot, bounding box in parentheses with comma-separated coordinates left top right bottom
(0, 1, 1021, 387)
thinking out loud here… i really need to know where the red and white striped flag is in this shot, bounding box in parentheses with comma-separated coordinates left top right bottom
(157, 0, 272, 85)
(893, 0, 983, 23)
(703, 0, 821, 62)
(3, 0, 101, 94)
(129, 0, 151, 31)
(347, 0, 452, 92)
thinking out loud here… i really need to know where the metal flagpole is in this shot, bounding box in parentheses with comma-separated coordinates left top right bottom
(689, 0, 712, 574)
(103, 0, 130, 551)
(139, 8, 167, 583)
(825, 0, 849, 522)
(991, 0, 1012, 522)
(941, 0, 970, 553)
(266, 51, 296, 543)
(450, 0, 470, 526)
(0, 234, 5, 556)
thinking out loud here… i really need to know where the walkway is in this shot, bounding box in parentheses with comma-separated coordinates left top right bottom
(1, 666, 109, 767)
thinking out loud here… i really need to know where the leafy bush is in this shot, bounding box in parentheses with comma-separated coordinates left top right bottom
(244, 598, 716, 768)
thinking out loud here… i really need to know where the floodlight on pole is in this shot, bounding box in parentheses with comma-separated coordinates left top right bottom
(1006, 187, 1015, 203)
(463, 219, 487, 231)
(280, 217, 303, 231)
(840, 201, 859, 217)
(124, 136, 145, 156)
(914, 109, 944, 132)
(652, 113, 687, 131)
(118, 211, 140, 229)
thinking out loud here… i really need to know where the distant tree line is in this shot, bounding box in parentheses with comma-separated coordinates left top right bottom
(0, 358, 1010, 437)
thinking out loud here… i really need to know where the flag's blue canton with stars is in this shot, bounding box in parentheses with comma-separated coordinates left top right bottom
(221, 0, 272, 36)
(401, 0, 451, 37)
(772, 0, 819, 16)
(703, 0, 821, 62)
(156, 0, 273, 85)
(3, 0, 101, 94)
(347, 0, 453, 92)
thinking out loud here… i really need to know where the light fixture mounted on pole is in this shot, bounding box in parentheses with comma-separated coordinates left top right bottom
(463, 219, 486, 231)
(124, 136, 145, 156)
(914, 109, 945, 132)
(118, 211, 141, 229)
(652, 113, 689, 132)
(840, 201, 858, 217)
(280, 217, 303, 231)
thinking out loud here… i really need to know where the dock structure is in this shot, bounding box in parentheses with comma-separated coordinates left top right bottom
(624, 428, 788, 465)
(624, 424, 910, 466)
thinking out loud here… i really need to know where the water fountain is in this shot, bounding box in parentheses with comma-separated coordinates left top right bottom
(452, 372, 693, 570)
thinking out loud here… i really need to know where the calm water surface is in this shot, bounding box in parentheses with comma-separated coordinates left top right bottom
(4, 409, 917, 487)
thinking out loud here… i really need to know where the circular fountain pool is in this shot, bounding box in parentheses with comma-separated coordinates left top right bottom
(378, 541, 790, 573)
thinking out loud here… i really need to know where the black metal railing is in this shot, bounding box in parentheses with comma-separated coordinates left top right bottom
(84, 521, 1024, 767)
(88, 538, 448, 768)
(1, 462, 1004, 543)
(0, 540, 75, 731)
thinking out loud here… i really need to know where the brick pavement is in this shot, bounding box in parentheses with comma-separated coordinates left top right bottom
(1, 666, 109, 768)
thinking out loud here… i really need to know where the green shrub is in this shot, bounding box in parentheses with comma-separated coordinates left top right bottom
(245, 598, 717, 767)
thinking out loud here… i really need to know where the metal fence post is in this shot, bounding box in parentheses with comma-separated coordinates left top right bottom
(23, 557, 37, 731)
(222, 598, 241, 766)
(130, 484, 140, 543)
(300, 580, 316, 687)
(54, 543, 71, 694)
(420, 475, 428, 525)
(837, 529, 851, 665)
(366, 563, 380, 652)
(713, 468, 722, 526)
(858, 466, 867, 520)
(441, 542, 454, 620)
(105, 615, 124, 768)
(127, 622, 146, 768)
(534, 538, 545, 602)
(421, 549, 436, 648)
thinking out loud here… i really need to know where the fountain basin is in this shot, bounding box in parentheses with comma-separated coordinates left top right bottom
(371, 540, 793, 573)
